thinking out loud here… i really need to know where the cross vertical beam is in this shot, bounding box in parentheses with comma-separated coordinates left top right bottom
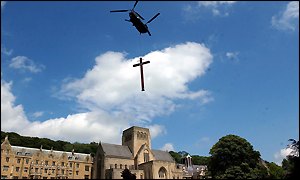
(133, 58, 150, 91)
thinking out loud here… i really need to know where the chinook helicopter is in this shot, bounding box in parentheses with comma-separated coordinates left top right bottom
(110, 1, 160, 36)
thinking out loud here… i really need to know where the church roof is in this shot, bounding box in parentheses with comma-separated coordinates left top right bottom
(152, 150, 174, 162)
(101, 143, 132, 159)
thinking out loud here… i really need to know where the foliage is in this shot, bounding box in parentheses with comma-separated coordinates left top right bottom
(287, 139, 299, 156)
(209, 134, 267, 179)
(169, 151, 182, 163)
(191, 155, 210, 165)
(121, 168, 136, 180)
(169, 151, 210, 165)
(282, 139, 299, 179)
(1, 131, 98, 156)
(265, 161, 285, 179)
(178, 151, 189, 157)
(248, 162, 269, 179)
(282, 158, 292, 172)
(216, 166, 246, 179)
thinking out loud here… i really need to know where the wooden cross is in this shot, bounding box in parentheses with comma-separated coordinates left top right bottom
(133, 57, 150, 91)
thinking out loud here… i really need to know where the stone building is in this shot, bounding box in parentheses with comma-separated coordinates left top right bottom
(93, 126, 183, 179)
(1, 136, 93, 179)
(180, 154, 207, 179)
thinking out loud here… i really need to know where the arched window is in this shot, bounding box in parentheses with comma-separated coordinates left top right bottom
(144, 150, 149, 162)
(138, 131, 143, 139)
(158, 167, 167, 179)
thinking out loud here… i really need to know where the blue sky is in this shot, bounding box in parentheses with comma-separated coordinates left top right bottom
(1, 1, 299, 165)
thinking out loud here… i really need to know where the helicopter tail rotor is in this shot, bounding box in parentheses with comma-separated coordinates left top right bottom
(146, 13, 160, 24)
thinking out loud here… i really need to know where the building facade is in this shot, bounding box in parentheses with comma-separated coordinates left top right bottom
(1, 136, 93, 179)
(92, 126, 183, 179)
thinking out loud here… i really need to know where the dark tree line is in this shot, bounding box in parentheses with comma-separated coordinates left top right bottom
(1, 131, 98, 157)
(169, 150, 210, 165)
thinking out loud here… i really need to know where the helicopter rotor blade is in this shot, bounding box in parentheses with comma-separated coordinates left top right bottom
(147, 30, 152, 36)
(110, 10, 129, 13)
(135, 12, 145, 20)
(146, 13, 160, 24)
(133, 1, 138, 10)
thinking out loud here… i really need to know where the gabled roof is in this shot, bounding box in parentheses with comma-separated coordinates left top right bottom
(152, 150, 174, 162)
(101, 143, 132, 159)
(10, 146, 91, 161)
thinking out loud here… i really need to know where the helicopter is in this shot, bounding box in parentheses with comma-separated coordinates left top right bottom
(110, 1, 160, 36)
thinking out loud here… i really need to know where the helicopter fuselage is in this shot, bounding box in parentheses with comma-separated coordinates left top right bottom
(129, 12, 148, 34)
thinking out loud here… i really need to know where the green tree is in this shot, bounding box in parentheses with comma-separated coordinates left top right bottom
(217, 166, 246, 179)
(191, 155, 210, 165)
(266, 162, 285, 179)
(169, 151, 182, 163)
(209, 134, 267, 179)
(282, 139, 299, 179)
(169, 151, 210, 166)
(1, 131, 98, 156)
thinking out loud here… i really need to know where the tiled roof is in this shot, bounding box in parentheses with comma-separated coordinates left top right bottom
(152, 150, 174, 162)
(11, 146, 91, 161)
(101, 143, 133, 159)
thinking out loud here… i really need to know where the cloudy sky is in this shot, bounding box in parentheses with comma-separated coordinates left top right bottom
(1, 1, 299, 165)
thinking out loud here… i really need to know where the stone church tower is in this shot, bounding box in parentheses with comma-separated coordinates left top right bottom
(93, 126, 183, 179)
(122, 126, 151, 158)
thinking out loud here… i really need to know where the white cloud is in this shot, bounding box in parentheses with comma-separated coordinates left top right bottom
(272, 1, 299, 31)
(32, 111, 44, 118)
(147, 124, 167, 139)
(1, 79, 129, 143)
(1, 80, 30, 132)
(1, 42, 213, 144)
(274, 147, 294, 165)
(23, 111, 129, 144)
(199, 1, 236, 17)
(1, 1, 6, 10)
(160, 143, 175, 152)
(1, 45, 13, 56)
(198, 1, 236, 7)
(183, 1, 236, 18)
(226, 51, 239, 62)
(60, 42, 213, 122)
(9, 56, 45, 73)
(200, 137, 210, 142)
(22, 77, 32, 83)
